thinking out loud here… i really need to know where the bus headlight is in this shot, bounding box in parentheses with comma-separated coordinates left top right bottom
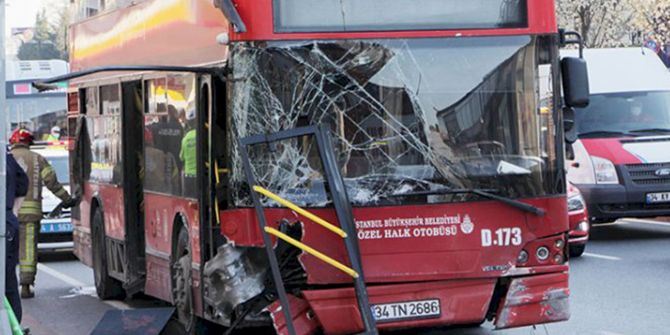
(591, 156, 619, 184)
(554, 239, 564, 249)
(567, 194, 586, 212)
(536, 246, 550, 261)
(517, 250, 529, 264)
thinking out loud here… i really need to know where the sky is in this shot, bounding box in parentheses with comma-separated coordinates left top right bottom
(4, 0, 67, 37)
(4, 0, 69, 57)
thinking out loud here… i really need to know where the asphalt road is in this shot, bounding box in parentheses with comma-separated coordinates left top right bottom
(20, 218, 670, 335)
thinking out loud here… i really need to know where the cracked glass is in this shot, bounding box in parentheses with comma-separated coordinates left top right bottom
(229, 35, 561, 207)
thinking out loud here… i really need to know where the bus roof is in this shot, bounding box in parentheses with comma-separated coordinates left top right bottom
(562, 47, 670, 94)
(68, 0, 557, 74)
(69, 0, 230, 73)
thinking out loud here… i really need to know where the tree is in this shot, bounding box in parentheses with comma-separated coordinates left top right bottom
(52, 6, 71, 60)
(17, 6, 69, 61)
(556, 0, 636, 48)
(632, 1, 670, 46)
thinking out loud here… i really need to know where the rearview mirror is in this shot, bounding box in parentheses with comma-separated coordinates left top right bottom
(561, 57, 590, 108)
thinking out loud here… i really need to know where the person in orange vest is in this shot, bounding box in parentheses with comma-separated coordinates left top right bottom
(9, 129, 77, 298)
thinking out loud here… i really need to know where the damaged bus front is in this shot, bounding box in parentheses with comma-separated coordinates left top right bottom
(58, 0, 589, 333)
(203, 1, 590, 331)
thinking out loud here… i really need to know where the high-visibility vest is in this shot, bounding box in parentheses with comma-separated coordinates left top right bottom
(179, 129, 197, 177)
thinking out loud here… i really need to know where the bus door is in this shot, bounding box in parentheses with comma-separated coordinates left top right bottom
(199, 74, 227, 266)
(121, 80, 146, 293)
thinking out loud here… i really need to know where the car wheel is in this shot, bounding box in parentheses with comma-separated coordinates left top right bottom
(569, 244, 586, 258)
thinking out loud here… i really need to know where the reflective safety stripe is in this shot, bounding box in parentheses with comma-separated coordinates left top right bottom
(40, 165, 55, 179)
(18, 209, 42, 215)
(26, 222, 35, 267)
(19, 223, 37, 273)
(18, 201, 41, 215)
(19, 201, 40, 208)
(53, 188, 68, 198)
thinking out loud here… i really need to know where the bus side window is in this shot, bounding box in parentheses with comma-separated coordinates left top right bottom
(144, 77, 183, 196)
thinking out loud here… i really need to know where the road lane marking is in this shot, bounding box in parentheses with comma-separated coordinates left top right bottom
(37, 263, 132, 310)
(103, 300, 132, 310)
(583, 252, 621, 261)
(37, 263, 87, 287)
(622, 218, 670, 227)
(592, 221, 628, 227)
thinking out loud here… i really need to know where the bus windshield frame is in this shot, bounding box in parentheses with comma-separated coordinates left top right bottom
(273, 0, 528, 33)
(228, 35, 562, 208)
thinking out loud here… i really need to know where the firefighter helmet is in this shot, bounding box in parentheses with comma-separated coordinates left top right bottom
(9, 128, 34, 145)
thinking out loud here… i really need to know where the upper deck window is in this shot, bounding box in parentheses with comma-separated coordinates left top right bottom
(274, 0, 527, 33)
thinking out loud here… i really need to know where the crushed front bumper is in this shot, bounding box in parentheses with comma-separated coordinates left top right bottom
(302, 279, 495, 334)
(269, 270, 570, 334)
(495, 271, 570, 329)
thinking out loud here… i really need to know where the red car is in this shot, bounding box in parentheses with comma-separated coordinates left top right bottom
(568, 183, 590, 257)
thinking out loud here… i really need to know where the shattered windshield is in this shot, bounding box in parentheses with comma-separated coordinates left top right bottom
(229, 36, 561, 207)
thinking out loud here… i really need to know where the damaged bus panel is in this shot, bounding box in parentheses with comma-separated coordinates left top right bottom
(57, 0, 587, 334)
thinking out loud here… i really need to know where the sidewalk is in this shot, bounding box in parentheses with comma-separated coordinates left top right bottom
(21, 313, 58, 335)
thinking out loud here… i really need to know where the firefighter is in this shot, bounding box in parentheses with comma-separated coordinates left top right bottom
(9, 129, 77, 298)
(6, 151, 28, 321)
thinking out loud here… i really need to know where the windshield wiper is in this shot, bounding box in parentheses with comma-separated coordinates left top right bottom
(629, 128, 670, 134)
(578, 130, 631, 138)
(391, 188, 545, 216)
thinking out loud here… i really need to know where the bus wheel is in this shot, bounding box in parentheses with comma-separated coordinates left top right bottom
(171, 225, 195, 334)
(91, 209, 124, 300)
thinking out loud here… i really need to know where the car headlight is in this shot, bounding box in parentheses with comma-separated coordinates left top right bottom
(591, 156, 619, 184)
(568, 194, 586, 212)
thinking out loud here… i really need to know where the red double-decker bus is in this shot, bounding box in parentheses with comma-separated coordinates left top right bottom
(42, 0, 589, 333)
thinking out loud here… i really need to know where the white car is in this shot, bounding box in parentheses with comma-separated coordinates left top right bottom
(31, 144, 73, 251)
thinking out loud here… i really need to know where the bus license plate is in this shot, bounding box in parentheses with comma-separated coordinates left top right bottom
(371, 299, 440, 323)
(647, 192, 670, 204)
(40, 223, 73, 234)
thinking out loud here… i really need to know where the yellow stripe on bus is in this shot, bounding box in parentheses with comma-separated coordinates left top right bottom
(73, 0, 191, 61)
(252, 186, 347, 238)
(264, 227, 358, 279)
